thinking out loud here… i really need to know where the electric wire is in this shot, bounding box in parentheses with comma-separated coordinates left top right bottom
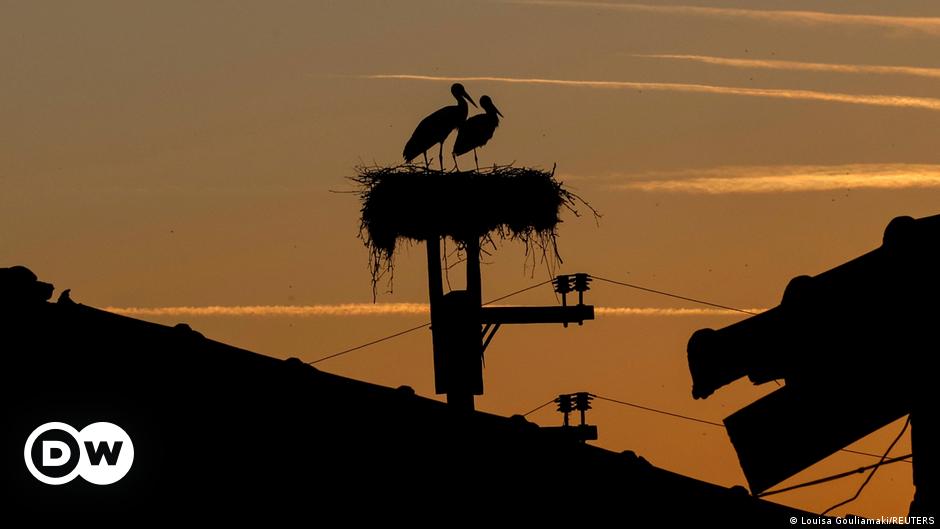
(592, 394, 726, 428)
(524, 392, 913, 508)
(757, 453, 912, 499)
(310, 273, 755, 365)
(309, 267, 911, 512)
(522, 398, 557, 417)
(523, 393, 911, 465)
(307, 322, 431, 365)
(590, 274, 758, 315)
(820, 416, 912, 515)
(306, 279, 554, 364)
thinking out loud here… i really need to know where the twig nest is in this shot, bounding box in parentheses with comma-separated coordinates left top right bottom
(353, 163, 598, 294)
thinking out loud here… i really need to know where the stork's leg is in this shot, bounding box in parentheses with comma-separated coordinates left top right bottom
(453, 153, 460, 173)
(438, 142, 445, 172)
(473, 149, 479, 172)
(422, 152, 429, 169)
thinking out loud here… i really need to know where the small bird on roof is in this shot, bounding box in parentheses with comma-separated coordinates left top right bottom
(403, 83, 477, 171)
(453, 95, 503, 171)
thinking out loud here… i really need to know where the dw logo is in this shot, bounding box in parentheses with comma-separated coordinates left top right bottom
(24, 422, 135, 485)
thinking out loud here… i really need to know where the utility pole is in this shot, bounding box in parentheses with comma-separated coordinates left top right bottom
(427, 240, 594, 412)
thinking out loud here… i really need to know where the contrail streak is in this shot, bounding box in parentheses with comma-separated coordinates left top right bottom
(636, 54, 940, 80)
(105, 303, 430, 317)
(364, 74, 940, 112)
(595, 307, 764, 316)
(105, 304, 759, 317)
(612, 164, 940, 194)
(509, 1, 940, 36)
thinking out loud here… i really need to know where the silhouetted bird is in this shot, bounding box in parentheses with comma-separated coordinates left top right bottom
(403, 83, 477, 171)
(453, 95, 503, 171)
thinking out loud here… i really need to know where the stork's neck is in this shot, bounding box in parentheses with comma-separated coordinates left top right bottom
(454, 97, 469, 121)
(483, 105, 500, 123)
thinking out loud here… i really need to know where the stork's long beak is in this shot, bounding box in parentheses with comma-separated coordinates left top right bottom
(495, 105, 504, 118)
(464, 91, 478, 108)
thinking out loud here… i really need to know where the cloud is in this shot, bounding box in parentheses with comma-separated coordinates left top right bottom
(636, 54, 940, 80)
(509, 1, 940, 36)
(106, 303, 430, 317)
(595, 307, 762, 316)
(610, 164, 940, 194)
(364, 74, 940, 112)
(106, 304, 756, 317)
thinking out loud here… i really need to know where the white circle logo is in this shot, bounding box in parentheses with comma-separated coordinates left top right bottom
(24, 421, 135, 485)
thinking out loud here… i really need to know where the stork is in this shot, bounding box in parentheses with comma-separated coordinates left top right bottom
(452, 95, 503, 171)
(403, 83, 477, 171)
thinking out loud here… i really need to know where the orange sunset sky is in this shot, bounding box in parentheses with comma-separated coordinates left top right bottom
(5, 0, 940, 517)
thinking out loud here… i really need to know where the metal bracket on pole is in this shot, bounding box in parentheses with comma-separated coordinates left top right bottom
(482, 323, 501, 353)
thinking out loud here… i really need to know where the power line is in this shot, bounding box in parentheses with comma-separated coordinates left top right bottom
(307, 278, 556, 365)
(590, 275, 757, 315)
(310, 268, 912, 508)
(821, 416, 911, 515)
(524, 393, 911, 465)
(484, 278, 554, 305)
(522, 398, 557, 417)
(757, 453, 913, 499)
(307, 322, 430, 365)
(592, 394, 726, 428)
(304, 268, 766, 365)
(525, 392, 912, 507)
(840, 447, 909, 462)
(306, 272, 759, 365)
(582, 277, 914, 469)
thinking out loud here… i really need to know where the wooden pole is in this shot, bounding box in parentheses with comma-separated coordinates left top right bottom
(426, 237, 443, 307)
(448, 236, 481, 412)
(428, 236, 487, 412)
(466, 236, 482, 308)
(427, 236, 446, 395)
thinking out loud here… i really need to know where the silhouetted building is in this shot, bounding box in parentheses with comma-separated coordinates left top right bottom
(3, 266, 806, 521)
(688, 215, 940, 517)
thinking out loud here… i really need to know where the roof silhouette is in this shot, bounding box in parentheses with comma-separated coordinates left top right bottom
(690, 214, 940, 401)
(2, 265, 808, 521)
(686, 214, 939, 514)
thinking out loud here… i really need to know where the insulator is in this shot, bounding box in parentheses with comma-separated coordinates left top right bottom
(573, 273, 592, 292)
(555, 393, 574, 413)
(574, 392, 593, 411)
(553, 274, 573, 294)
